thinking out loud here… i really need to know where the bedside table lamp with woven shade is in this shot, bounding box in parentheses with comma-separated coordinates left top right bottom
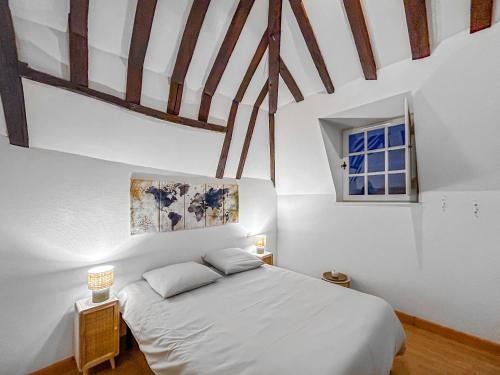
(88, 265, 114, 303)
(255, 235, 266, 254)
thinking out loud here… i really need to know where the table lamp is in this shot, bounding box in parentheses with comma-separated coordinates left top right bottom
(88, 265, 114, 303)
(255, 235, 266, 254)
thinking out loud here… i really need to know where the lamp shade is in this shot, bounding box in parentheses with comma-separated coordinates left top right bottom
(88, 265, 114, 291)
(255, 235, 266, 252)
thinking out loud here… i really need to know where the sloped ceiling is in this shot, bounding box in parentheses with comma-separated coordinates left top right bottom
(9, 0, 500, 120)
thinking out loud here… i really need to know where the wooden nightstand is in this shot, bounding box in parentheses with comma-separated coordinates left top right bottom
(322, 272, 351, 288)
(255, 251, 273, 265)
(74, 297, 119, 374)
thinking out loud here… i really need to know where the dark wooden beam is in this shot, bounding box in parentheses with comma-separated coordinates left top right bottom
(198, 0, 255, 121)
(20, 65, 226, 133)
(288, 0, 334, 93)
(471, 0, 494, 33)
(216, 100, 239, 178)
(279, 57, 304, 102)
(402, 0, 431, 60)
(167, 0, 211, 115)
(126, 0, 157, 104)
(269, 113, 275, 185)
(236, 80, 268, 179)
(216, 29, 268, 179)
(343, 0, 377, 80)
(69, 0, 89, 86)
(0, 1, 28, 147)
(234, 29, 268, 103)
(268, 0, 282, 114)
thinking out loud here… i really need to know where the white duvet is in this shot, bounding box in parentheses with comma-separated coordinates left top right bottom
(118, 265, 405, 375)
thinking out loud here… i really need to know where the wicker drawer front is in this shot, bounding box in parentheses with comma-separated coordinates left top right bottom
(81, 305, 117, 365)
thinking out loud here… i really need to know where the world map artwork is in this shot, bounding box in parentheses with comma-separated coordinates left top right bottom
(130, 179, 239, 235)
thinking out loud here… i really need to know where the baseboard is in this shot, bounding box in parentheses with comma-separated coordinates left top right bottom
(396, 310, 500, 355)
(29, 356, 75, 375)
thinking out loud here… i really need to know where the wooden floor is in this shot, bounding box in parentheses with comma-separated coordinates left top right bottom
(58, 323, 500, 375)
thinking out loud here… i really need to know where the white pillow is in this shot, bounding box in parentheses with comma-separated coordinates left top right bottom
(203, 248, 264, 275)
(142, 261, 222, 298)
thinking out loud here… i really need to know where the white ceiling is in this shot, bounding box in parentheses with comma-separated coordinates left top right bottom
(9, 0, 500, 118)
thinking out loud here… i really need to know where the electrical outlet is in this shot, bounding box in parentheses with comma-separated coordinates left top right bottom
(473, 200, 479, 218)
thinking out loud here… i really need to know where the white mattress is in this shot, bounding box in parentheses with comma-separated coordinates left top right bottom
(118, 265, 405, 375)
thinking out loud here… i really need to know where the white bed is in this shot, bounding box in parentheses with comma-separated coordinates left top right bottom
(118, 265, 405, 375)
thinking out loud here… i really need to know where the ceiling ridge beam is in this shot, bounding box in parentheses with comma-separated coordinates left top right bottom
(279, 56, 304, 102)
(0, 1, 29, 147)
(216, 29, 268, 179)
(268, 0, 282, 114)
(198, 0, 255, 122)
(470, 0, 494, 33)
(20, 65, 226, 134)
(167, 0, 211, 115)
(236, 80, 268, 179)
(69, 0, 89, 86)
(288, 0, 334, 93)
(342, 0, 377, 80)
(126, 0, 157, 104)
(403, 0, 431, 59)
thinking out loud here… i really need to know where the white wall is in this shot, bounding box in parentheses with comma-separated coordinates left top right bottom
(0, 79, 270, 181)
(0, 136, 277, 374)
(275, 24, 500, 343)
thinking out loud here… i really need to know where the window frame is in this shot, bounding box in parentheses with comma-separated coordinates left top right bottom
(342, 116, 412, 202)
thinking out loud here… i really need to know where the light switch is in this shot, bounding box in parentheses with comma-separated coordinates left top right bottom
(441, 196, 446, 212)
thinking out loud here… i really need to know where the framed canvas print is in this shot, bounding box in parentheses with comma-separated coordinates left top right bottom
(185, 184, 206, 229)
(223, 184, 239, 224)
(130, 179, 160, 234)
(205, 184, 226, 227)
(159, 182, 188, 232)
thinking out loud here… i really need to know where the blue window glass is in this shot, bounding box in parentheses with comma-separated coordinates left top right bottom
(367, 152, 385, 173)
(388, 124, 405, 147)
(388, 149, 405, 171)
(368, 175, 385, 195)
(349, 176, 365, 195)
(367, 128, 385, 150)
(388, 173, 406, 194)
(349, 132, 365, 153)
(349, 155, 364, 174)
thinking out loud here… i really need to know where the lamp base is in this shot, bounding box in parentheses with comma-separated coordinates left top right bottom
(256, 247, 265, 255)
(92, 288, 110, 303)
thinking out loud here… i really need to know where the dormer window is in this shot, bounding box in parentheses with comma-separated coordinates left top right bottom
(342, 117, 417, 202)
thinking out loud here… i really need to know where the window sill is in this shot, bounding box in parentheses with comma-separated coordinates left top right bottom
(334, 201, 421, 208)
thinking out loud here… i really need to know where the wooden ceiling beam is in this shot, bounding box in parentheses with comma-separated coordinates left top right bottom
(198, 0, 255, 122)
(470, 0, 494, 33)
(216, 100, 239, 178)
(234, 29, 268, 103)
(20, 65, 226, 133)
(167, 0, 211, 115)
(269, 113, 275, 185)
(126, 0, 157, 104)
(0, 1, 28, 147)
(279, 57, 304, 102)
(216, 30, 268, 179)
(236, 80, 268, 179)
(268, 0, 282, 114)
(343, 0, 377, 80)
(289, 0, 334, 93)
(402, 0, 431, 59)
(69, 0, 89, 86)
